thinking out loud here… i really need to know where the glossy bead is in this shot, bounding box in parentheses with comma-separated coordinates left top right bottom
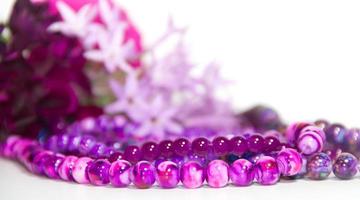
(314, 119, 330, 130)
(187, 150, 207, 166)
(263, 136, 281, 152)
(247, 134, 265, 153)
(67, 135, 81, 154)
(3, 136, 20, 158)
(230, 136, 247, 156)
(158, 140, 174, 158)
(276, 148, 302, 176)
(191, 138, 210, 156)
(345, 128, 360, 152)
(173, 138, 191, 156)
(87, 159, 111, 186)
(254, 156, 280, 185)
(109, 160, 132, 187)
(212, 137, 230, 156)
(72, 157, 93, 184)
(333, 153, 358, 179)
(229, 159, 254, 186)
(43, 154, 64, 179)
(88, 143, 107, 159)
(306, 153, 332, 180)
(131, 161, 156, 189)
(108, 152, 124, 163)
(141, 142, 159, 161)
(156, 161, 180, 188)
(78, 135, 96, 155)
(325, 123, 347, 145)
(180, 161, 205, 188)
(58, 155, 78, 181)
(296, 130, 323, 155)
(286, 122, 311, 144)
(32, 151, 52, 175)
(206, 160, 229, 188)
(124, 145, 141, 164)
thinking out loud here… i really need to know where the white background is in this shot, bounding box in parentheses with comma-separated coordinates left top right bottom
(1, 0, 360, 199)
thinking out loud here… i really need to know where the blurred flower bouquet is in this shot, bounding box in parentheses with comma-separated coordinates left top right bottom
(0, 0, 241, 141)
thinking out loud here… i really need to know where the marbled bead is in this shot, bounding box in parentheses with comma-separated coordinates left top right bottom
(229, 159, 254, 186)
(158, 140, 174, 158)
(306, 153, 332, 180)
(43, 154, 65, 179)
(301, 125, 326, 141)
(254, 156, 280, 185)
(131, 161, 156, 189)
(58, 155, 78, 181)
(87, 159, 111, 186)
(3, 136, 20, 158)
(286, 122, 311, 144)
(212, 137, 230, 156)
(333, 153, 358, 179)
(141, 142, 159, 161)
(276, 148, 302, 176)
(56, 134, 70, 153)
(345, 128, 360, 152)
(180, 161, 205, 188)
(206, 160, 229, 188)
(66, 135, 81, 154)
(173, 138, 191, 156)
(191, 137, 211, 156)
(31, 150, 53, 175)
(230, 136, 248, 156)
(247, 134, 265, 153)
(325, 123, 347, 145)
(72, 157, 93, 184)
(124, 145, 142, 164)
(296, 130, 323, 155)
(156, 161, 180, 188)
(78, 135, 96, 155)
(263, 136, 281, 152)
(109, 160, 132, 187)
(314, 119, 330, 130)
(88, 143, 107, 159)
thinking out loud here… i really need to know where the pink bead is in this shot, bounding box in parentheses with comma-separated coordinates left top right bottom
(180, 161, 205, 188)
(109, 160, 132, 187)
(156, 161, 180, 188)
(229, 159, 254, 186)
(286, 122, 311, 144)
(276, 148, 302, 176)
(301, 125, 326, 141)
(206, 160, 229, 188)
(72, 157, 93, 184)
(297, 130, 323, 156)
(131, 161, 156, 189)
(254, 156, 280, 185)
(58, 156, 78, 181)
(3, 136, 20, 158)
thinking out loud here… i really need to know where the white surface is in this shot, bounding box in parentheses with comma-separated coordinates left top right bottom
(1, 0, 360, 199)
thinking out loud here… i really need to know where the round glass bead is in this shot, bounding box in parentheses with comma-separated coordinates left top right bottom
(187, 150, 207, 166)
(180, 161, 205, 188)
(286, 122, 311, 144)
(87, 159, 111, 186)
(263, 136, 280, 152)
(212, 137, 230, 156)
(325, 123, 347, 145)
(156, 161, 180, 188)
(229, 159, 254, 186)
(131, 161, 156, 189)
(230, 136, 248, 156)
(206, 160, 229, 188)
(254, 156, 280, 185)
(58, 155, 78, 181)
(43, 154, 64, 179)
(141, 142, 159, 161)
(306, 153, 332, 180)
(173, 138, 191, 156)
(124, 145, 141, 164)
(276, 148, 302, 176)
(345, 128, 360, 152)
(108, 152, 124, 163)
(78, 135, 96, 155)
(296, 130, 323, 156)
(314, 119, 330, 130)
(109, 160, 132, 187)
(247, 134, 265, 153)
(158, 140, 174, 158)
(191, 137, 211, 156)
(32, 151, 52, 175)
(88, 143, 106, 159)
(72, 157, 93, 184)
(333, 153, 358, 179)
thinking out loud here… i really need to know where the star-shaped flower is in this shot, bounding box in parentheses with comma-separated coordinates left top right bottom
(48, 1, 97, 38)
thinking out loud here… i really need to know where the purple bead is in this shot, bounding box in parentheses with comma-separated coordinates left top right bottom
(314, 119, 330, 130)
(31, 150, 52, 175)
(230, 136, 248, 156)
(333, 153, 358, 179)
(87, 159, 111, 186)
(276, 148, 302, 176)
(3, 136, 20, 158)
(131, 161, 156, 189)
(173, 138, 191, 156)
(108, 152, 124, 163)
(43, 154, 64, 179)
(187, 150, 207, 166)
(229, 159, 254, 186)
(325, 123, 347, 145)
(56, 134, 70, 153)
(72, 157, 93, 184)
(191, 137, 211, 156)
(170, 155, 185, 167)
(345, 128, 360, 152)
(263, 136, 280, 152)
(286, 122, 312, 144)
(247, 134, 265, 153)
(254, 156, 280, 185)
(156, 161, 180, 188)
(67, 135, 81, 154)
(296, 130, 323, 155)
(78, 135, 96, 155)
(306, 153, 332, 180)
(141, 142, 159, 161)
(301, 125, 326, 141)
(212, 137, 230, 156)
(180, 161, 205, 188)
(124, 145, 141, 164)
(109, 160, 132, 187)
(206, 160, 229, 188)
(158, 140, 174, 158)
(58, 155, 78, 181)
(88, 143, 107, 159)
